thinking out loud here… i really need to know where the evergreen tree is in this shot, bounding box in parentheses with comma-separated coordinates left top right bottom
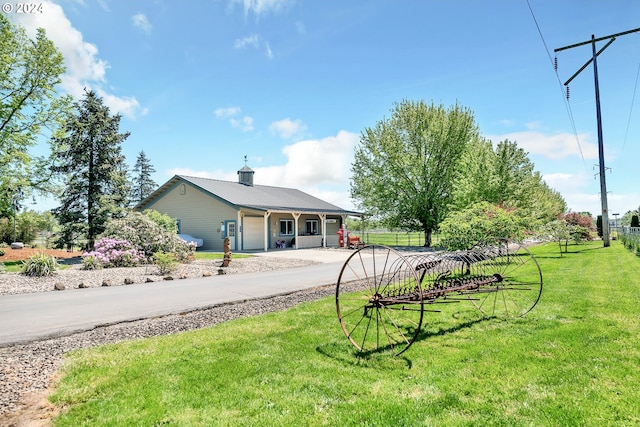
(131, 150, 157, 205)
(51, 91, 130, 250)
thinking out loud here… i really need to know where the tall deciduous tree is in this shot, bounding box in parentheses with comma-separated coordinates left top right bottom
(451, 139, 566, 226)
(131, 150, 157, 205)
(351, 100, 481, 246)
(51, 91, 130, 250)
(0, 15, 71, 216)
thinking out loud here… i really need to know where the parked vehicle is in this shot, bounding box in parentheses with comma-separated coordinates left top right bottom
(178, 234, 203, 248)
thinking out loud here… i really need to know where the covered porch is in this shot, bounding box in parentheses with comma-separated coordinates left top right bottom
(236, 208, 362, 252)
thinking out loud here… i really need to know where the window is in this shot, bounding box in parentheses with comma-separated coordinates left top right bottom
(176, 219, 181, 233)
(279, 219, 294, 236)
(305, 219, 319, 235)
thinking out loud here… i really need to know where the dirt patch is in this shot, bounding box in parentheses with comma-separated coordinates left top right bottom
(0, 248, 81, 263)
(0, 390, 60, 427)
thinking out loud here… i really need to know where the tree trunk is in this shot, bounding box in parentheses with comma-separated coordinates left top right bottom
(424, 229, 432, 247)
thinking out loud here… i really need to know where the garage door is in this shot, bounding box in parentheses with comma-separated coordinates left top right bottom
(242, 216, 264, 250)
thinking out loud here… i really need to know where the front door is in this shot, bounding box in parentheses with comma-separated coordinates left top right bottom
(226, 221, 236, 251)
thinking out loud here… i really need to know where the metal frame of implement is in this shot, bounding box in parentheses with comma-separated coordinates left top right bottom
(335, 242, 543, 355)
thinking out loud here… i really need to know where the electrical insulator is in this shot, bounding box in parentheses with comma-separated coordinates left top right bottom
(554, 56, 558, 71)
(566, 85, 570, 100)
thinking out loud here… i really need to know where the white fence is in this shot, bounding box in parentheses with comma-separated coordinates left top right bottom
(295, 235, 339, 249)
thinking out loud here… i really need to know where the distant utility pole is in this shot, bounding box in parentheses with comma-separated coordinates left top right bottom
(554, 27, 640, 248)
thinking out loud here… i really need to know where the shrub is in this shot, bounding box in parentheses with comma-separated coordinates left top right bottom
(82, 238, 145, 268)
(154, 251, 179, 275)
(439, 202, 525, 250)
(21, 252, 58, 277)
(82, 255, 103, 270)
(102, 212, 194, 263)
(144, 209, 178, 233)
(0, 249, 5, 256)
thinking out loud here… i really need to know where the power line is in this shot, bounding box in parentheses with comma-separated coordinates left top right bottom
(554, 27, 640, 248)
(621, 36, 640, 155)
(525, 0, 587, 167)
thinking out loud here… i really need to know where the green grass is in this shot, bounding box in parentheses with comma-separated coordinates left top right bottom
(50, 241, 640, 426)
(194, 252, 252, 260)
(1, 260, 23, 273)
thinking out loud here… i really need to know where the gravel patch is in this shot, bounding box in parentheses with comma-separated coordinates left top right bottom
(0, 256, 317, 295)
(0, 255, 334, 423)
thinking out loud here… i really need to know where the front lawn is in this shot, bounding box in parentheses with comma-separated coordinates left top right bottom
(49, 241, 640, 426)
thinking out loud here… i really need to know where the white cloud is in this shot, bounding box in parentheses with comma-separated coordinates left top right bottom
(12, 0, 145, 119)
(214, 106, 253, 131)
(276, 130, 358, 186)
(165, 130, 359, 210)
(541, 172, 640, 216)
(96, 88, 148, 118)
(269, 118, 306, 140)
(131, 13, 152, 34)
(488, 130, 598, 160)
(233, 34, 274, 59)
(230, 116, 254, 132)
(234, 34, 259, 49)
(542, 172, 590, 194)
(265, 42, 273, 59)
(230, 0, 293, 17)
(214, 106, 242, 118)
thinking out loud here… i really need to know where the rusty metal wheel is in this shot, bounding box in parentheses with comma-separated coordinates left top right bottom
(336, 245, 423, 355)
(464, 243, 543, 318)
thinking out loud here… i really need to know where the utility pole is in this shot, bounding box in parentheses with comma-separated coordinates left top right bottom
(554, 27, 640, 248)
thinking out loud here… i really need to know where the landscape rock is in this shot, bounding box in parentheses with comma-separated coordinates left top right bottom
(202, 271, 212, 277)
(145, 277, 154, 283)
(10, 242, 24, 250)
(53, 283, 65, 291)
(124, 278, 134, 285)
(102, 279, 112, 287)
(78, 281, 90, 289)
(163, 276, 174, 281)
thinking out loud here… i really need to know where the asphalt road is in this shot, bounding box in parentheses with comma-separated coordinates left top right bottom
(0, 249, 379, 347)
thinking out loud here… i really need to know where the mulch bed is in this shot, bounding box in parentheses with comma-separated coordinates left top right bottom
(0, 247, 81, 262)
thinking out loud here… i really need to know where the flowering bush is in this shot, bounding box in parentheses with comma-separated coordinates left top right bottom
(102, 211, 195, 263)
(82, 238, 146, 268)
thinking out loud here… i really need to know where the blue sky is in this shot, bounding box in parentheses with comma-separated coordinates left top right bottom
(9, 0, 640, 218)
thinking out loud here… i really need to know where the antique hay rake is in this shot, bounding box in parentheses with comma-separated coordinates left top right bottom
(335, 242, 542, 355)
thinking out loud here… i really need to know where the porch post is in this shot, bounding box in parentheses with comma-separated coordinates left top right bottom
(319, 213, 326, 248)
(263, 211, 271, 252)
(237, 211, 243, 251)
(292, 212, 301, 249)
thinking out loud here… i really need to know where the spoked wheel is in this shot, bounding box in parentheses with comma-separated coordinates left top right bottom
(336, 245, 423, 356)
(466, 243, 543, 318)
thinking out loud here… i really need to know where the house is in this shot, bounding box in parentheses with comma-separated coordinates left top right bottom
(134, 165, 362, 252)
